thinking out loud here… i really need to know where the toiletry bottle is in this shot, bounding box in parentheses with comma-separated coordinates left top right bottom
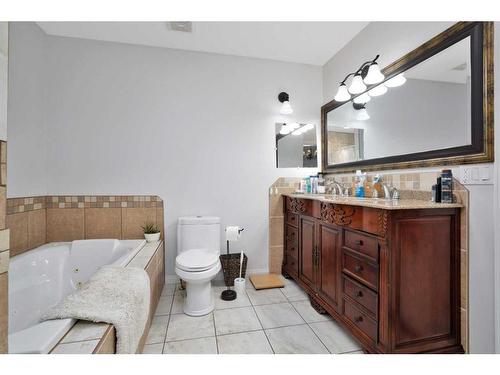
(299, 179, 307, 193)
(440, 169, 453, 203)
(311, 175, 318, 194)
(435, 177, 442, 203)
(372, 174, 383, 198)
(354, 170, 365, 198)
(317, 173, 326, 194)
(306, 177, 311, 194)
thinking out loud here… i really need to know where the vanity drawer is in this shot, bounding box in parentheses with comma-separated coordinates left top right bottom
(286, 212, 299, 227)
(342, 252, 378, 291)
(343, 299, 378, 342)
(344, 230, 379, 263)
(343, 276, 378, 318)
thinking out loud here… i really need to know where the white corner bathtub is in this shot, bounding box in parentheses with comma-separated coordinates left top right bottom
(8, 239, 146, 354)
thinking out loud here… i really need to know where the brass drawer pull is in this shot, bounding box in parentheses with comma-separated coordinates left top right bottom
(355, 316, 364, 323)
(356, 290, 363, 298)
(355, 264, 364, 272)
(355, 240, 364, 246)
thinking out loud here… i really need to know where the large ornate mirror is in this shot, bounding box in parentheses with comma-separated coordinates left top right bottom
(321, 22, 493, 173)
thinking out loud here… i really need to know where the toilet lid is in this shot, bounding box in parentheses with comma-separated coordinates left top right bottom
(176, 249, 220, 271)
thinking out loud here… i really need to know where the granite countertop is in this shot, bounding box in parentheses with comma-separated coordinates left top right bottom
(284, 193, 463, 210)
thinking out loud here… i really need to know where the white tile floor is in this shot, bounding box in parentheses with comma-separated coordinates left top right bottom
(142, 277, 364, 354)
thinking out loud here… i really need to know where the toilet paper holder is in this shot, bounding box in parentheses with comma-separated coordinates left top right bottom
(221, 226, 244, 301)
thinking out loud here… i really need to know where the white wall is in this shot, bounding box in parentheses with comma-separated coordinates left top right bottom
(323, 21, 497, 353)
(7, 23, 47, 196)
(7, 24, 321, 279)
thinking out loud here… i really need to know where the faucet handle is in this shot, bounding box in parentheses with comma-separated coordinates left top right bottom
(391, 187, 400, 200)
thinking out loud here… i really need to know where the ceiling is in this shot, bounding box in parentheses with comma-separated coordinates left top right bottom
(37, 22, 368, 66)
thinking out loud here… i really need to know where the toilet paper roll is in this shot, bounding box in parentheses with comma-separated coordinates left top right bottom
(225, 226, 241, 241)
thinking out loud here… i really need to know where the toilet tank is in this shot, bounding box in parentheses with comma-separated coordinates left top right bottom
(177, 216, 221, 255)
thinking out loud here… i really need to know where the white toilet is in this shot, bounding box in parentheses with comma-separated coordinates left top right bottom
(175, 216, 221, 316)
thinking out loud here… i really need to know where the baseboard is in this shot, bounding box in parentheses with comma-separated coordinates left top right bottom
(165, 268, 270, 284)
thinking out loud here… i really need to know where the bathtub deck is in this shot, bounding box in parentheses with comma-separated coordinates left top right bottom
(49, 240, 165, 354)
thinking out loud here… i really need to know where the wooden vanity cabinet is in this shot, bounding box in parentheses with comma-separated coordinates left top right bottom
(282, 196, 463, 354)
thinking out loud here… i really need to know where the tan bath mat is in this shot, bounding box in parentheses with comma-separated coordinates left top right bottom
(249, 274, 285, 290)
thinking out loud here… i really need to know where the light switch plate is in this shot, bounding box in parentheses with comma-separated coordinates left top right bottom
(459, 164, 494, 185)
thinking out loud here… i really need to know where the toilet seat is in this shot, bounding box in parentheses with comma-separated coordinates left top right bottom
(176, 248, 219, 272)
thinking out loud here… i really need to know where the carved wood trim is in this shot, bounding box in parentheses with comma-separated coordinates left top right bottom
(289, 198, 307, 214)
(377, 211, 389, 237)
(320, 203, 355, 226)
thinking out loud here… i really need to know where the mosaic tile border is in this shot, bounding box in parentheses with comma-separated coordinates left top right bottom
(7, 195, 163, 214)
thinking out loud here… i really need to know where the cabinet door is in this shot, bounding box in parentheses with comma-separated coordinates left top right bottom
(317, 222, 342, 311)
(299, 216, 316, 288)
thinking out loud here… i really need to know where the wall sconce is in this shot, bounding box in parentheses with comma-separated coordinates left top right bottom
(278, 92, 293, 115)
(353, 103, 370, 121)
(334, 55, 385, 102)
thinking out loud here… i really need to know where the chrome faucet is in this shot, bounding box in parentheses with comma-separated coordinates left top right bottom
(381, 183, 392, 199)
(380, 183, 400, 200)
(327, 180, 344, 196)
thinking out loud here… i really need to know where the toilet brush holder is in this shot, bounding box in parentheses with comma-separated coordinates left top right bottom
(234, 277, 246, 295)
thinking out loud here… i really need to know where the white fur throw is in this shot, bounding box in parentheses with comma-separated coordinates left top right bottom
(43, 266, 150, 354)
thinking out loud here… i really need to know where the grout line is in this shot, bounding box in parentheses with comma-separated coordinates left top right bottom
(212, 312, 219, 354)
(286, 283, 332, 354)
(247, 291, 275, 354)
(164, 333, 216, 344)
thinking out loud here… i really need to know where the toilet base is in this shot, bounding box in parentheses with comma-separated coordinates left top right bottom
(182, 279, 215, 316)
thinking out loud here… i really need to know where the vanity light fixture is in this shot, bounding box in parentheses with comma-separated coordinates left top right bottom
(353, 102, 370, 121)
(278, 92, 293, 115)
(291, 123, 314, 136)
(334, 83, 351, 102)
(353, 92, 371, 104)
(279, 124, 292, 135)
(368, 83, 388, 97)
(356, 106, 370, 121)
(334, 55, 385, 102)
(384, 72, 407, 88)
(348, 74, 367, 94)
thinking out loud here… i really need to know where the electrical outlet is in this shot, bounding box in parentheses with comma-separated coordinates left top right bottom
(459, 165, 493, 185)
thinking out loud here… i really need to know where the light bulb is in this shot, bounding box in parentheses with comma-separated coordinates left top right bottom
(363, 63, 385, 85)
(348, 74, 367, 94)
(356, 108, 370, 121)
(334, 83, 351, 102)
(353, 93, 371, 104)
(292, 129, 303, 136)
(304, 123, 314, 130)
(384, 73, 406, 88)
(368, 84, 387, 97)
(289, 122, 300, 129)
(280, 101, 293, 115)
(279, 125, 291, 135)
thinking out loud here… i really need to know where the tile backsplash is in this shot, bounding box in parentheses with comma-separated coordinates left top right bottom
(6, 195, 164, 257)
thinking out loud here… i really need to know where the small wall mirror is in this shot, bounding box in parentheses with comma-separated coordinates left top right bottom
(275, 123, 318, 168)
(322, 22, 493, 173)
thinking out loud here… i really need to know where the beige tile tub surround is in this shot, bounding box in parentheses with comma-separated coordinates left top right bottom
(6, 195, 164, 257)
(268, 171, 470, 352)
(50, 240, 165, 354)
(47, 208, 85, 242)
